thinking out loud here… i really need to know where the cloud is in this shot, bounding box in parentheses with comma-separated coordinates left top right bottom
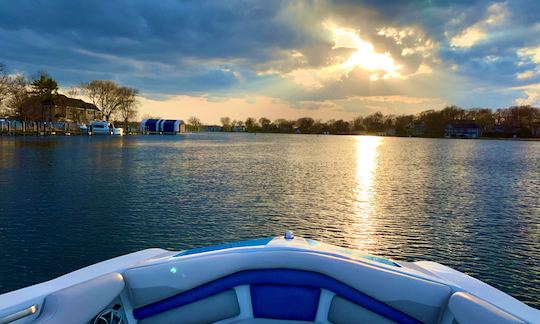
(451, 26, 487, 48)
(512, 81, 540, 107)
(517, 45, 540, 65)
(450, 2, 507, 48)
(1, 0, 540, 121)
(336, 95, 448, 116)
(516, 45, 540, 80)
(514, 91, 540, 106)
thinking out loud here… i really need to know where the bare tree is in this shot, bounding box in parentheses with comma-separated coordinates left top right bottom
(352, 116, 365, 131)
(220, 116, 231, 131)
(188, 116, 202, 131)
(67, 86, 80, 98)
(245, 117, 258, 131)
(0, 63, 11, 113)
(0, 63, 6, 91)
(81, 80, 138, 122)
(259, 117, 271, 131)
(6, 75, 29, 119)
(116, 88, 139, 129)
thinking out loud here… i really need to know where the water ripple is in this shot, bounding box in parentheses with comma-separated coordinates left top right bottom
(0, 134, 539, 308)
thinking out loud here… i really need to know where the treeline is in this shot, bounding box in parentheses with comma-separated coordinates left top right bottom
(0, 63, 138, 128)
(208, 105, 540, 138)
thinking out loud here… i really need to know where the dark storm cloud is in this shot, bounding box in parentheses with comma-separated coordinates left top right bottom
(2, 1, 355, 101)
(0, 0, 293, 60)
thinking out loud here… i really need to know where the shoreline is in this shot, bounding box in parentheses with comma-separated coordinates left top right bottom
(1, 131, 540, 141)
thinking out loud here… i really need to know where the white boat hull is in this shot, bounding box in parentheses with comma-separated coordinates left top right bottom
(0, 235, 538, 323)
(88, 121, 124, 136)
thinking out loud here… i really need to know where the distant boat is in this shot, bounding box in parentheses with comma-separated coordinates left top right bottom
(0, 232, 538, 323)
(88, 121, 124, 136)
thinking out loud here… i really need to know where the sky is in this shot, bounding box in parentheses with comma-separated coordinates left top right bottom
(1, 0, 540, 123)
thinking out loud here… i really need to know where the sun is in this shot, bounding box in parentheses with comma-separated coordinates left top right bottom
(284, 22, 404, 88)
(329, 24, 402, 80)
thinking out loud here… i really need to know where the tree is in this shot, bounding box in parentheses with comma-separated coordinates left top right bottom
(31, 72, 58, 122)
(245, 117, 258, 132)
(466, 108, 494, 131)
(441, 105, 465, 121)
(220, 116, 231, 131)
(363, 112, 385, 132)
(31, 72, 58, 98)
(0, 63, 9, 108)
(82, 80, 137, 121)
(311, 120, 325, 133)
(417, 109, 443, 137)
(395, 114, 414, 136)
(296, 117, 314, 133)
(331, 119, 351, 134)
(6, 75, 29, 119)
(188, 116, 202, 131)
(510, 106, 537, 129)
(0, 64, 28, 117)
(274, 118, 295, 132)
(116, 87, 139, 130)
(383, 114, 396, 130)
(258, 117, 272, 131)
(352, 116, 365, 131)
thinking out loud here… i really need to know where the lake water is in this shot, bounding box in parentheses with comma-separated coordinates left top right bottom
(0, 133, 539, 307)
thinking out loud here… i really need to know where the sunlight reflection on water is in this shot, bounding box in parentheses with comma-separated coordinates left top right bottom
(353, 136, 380, 251)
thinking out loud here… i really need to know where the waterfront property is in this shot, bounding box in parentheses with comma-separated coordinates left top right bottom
(140, 119, 186, 134)
(88, 121, 124, 136)
(0, 118, 88, 136)
(409, 121, 426, 136)
(20, 94, 102, 123)
(444, 122, 481, 138)
(232, 125, 246, 132)
(203, 125, 224, 132)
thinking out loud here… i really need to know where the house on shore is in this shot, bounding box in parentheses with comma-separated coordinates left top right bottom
(409, 121, 425, 136)
(20, 95, 102, 123)
(232, 125, 246, 132)
(385, 128, 396, 136)
(444, 122, 481, 138)
(202, 125, 224, 132)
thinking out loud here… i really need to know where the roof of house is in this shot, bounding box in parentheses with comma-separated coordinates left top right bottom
(23, 94, 100, 111)
(55, 94, 100, 111)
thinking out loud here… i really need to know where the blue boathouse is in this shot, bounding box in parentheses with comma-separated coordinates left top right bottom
(140, 119, 186, 134)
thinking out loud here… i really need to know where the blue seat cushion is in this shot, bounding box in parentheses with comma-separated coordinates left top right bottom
(132, 269, 420, 324)
(251, 284, 321, 321)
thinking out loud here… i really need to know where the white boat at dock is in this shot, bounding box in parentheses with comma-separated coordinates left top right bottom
(0, 232, 538, 323)
(84, 121, 124, 136)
